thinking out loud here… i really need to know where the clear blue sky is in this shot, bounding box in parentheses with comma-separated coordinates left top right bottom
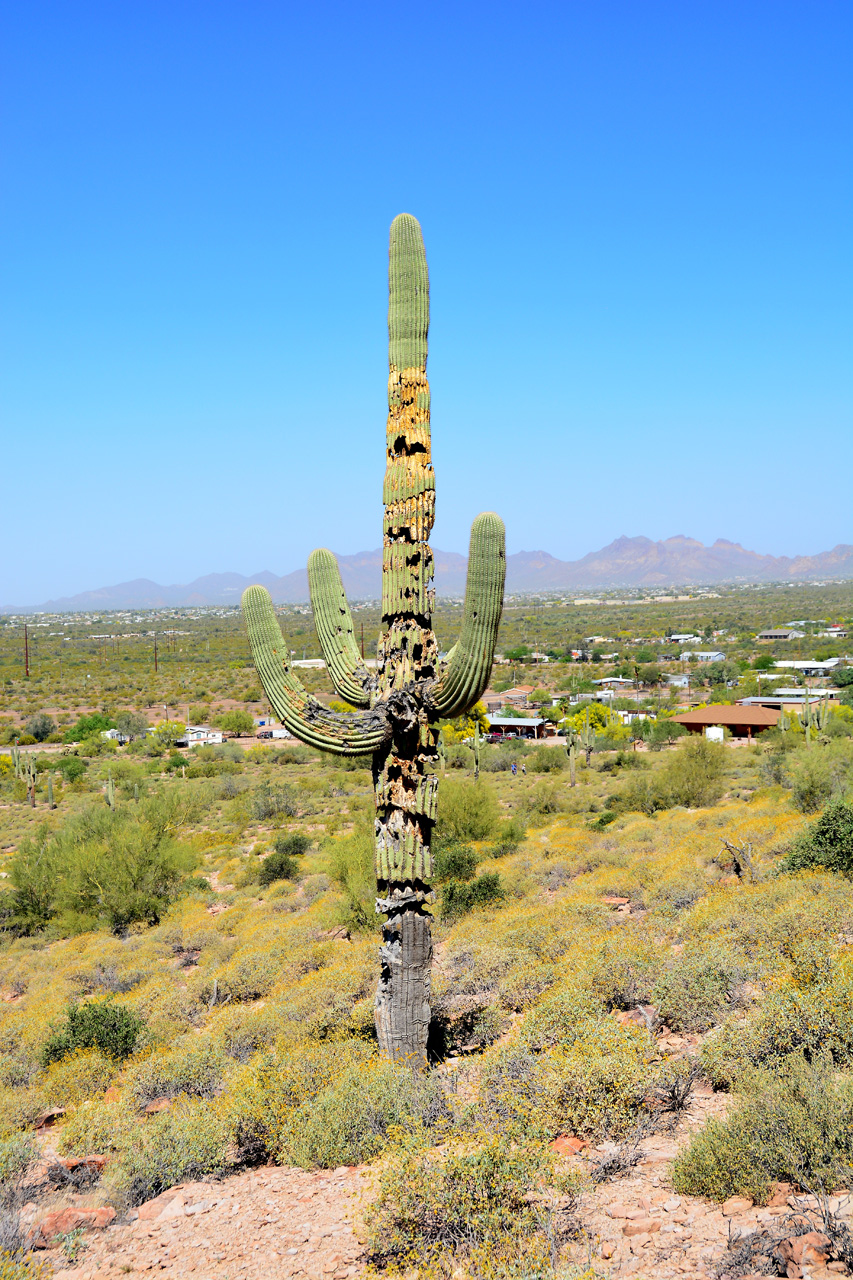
(2, 0, 851, 604)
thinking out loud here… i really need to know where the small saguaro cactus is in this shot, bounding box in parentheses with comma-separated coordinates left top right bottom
(577, 707, 597, 766)
(242, 215, 506, 1066)
(564, 726, 582, 786)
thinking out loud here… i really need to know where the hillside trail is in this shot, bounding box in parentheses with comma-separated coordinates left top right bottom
(29, 1160, 373, 1279)
(27, 1072, 853, 1280)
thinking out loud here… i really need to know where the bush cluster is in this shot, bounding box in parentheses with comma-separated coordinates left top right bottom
(673, 1053, 853, 1203)
(41, 1000, 144, 1066)
(5, 791, 203, 934)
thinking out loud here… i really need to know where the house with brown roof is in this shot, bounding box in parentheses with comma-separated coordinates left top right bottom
(502, 685, 534, 708)
(672, 705, 780, 740)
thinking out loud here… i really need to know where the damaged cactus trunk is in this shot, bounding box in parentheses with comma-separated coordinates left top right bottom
(242, 214, 506, 1066)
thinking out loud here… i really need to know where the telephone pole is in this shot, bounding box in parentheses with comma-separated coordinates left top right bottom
(24, 625, 29, 678)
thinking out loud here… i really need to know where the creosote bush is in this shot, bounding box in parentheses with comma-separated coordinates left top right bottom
(441, 873, 505, 922)
(366, 1135, 582, 1279)
(673, 1052, 853, 1204)
(41, 999, 144, 1066)
(435, 777, 500, 842)
(5, 791, 203, 934)
(780, 800, 853, 876)
(225, 1040, 446, 1168)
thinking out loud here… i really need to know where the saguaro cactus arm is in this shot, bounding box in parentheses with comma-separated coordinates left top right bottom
(307, 549, 373, 708)
(427, 512, 506, 718)
(242, 585, 389, 755)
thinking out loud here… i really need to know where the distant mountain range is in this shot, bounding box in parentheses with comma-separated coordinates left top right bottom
(3, 537, 851, 613)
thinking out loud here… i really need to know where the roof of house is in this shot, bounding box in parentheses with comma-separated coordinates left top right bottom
(486, 716, 546, 727)
(738, 696, 823, 707)
(673, 706, 781, 727)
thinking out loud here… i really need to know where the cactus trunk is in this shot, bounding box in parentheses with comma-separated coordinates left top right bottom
(242, 214, 506, 1066)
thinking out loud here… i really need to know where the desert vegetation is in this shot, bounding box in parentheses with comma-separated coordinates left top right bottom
(0, 680, 850, 1273)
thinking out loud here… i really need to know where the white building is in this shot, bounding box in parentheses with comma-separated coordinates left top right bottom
(774, 658, 840, 677)
(184, 726, 223, 746)
(681, 650, 726, 663)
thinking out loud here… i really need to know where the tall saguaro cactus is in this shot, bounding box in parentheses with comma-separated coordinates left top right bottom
(242, 215, 506, 1066)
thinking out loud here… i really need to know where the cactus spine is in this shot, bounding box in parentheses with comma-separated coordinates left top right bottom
(242, 215, 506, 1065)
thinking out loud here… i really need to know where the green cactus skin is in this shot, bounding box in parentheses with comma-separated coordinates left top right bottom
(307, 549, 372, 709)
(242, 213, 506, 1065)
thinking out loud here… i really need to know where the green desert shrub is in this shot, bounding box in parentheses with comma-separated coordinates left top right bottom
(41, 999, 145, 1066)
(441, 873, 505, 922)
(788, 743, 853, 814)
(52, 756, 87, 783)
(433, 840, 478, 884)
(126, 1039, 227, 1107)
(701, 965, 853, 1088)
(250, 782, 298, 820)
(484, 818, 527, 859)
(662, 737, 726, 808)
(673, 1052, 853, 1204)
(107, 1098, 231, 1208)
(617, 737, 726, 814)
(272, 832, 311, 858)
(530, 747, 565, 774)
(365, 1136, 576, 1279)
(435, 778, 500, 843)
(326, 820, 375, 932)
(652, 946, 745, 1033)
(779, 800, 853, 876)
(8, 792, 201, 934)
(257, 849, 299, 886)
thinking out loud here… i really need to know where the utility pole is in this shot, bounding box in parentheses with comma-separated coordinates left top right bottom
(360, 622, 365, 659)
(154, 633, 159, 674)
(24, 624, 29, 678)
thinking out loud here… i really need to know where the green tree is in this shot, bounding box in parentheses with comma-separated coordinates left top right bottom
(63, 713, 116, 743)
(24, 712, 56, 742)
(153, 719, 186, 746)
(217, 709, 255, 737)
(116, 711, 149, 741)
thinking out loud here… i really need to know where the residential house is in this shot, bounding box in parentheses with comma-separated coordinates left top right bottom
(485, 715, 550, 740)
(502, 685, 534, 708)
(681, 650, 726, 663)
(673, 706, 780, 739)
(182, 726, 224, 746)
(757, 629, 805, 642)
(774, 659, 840, 678)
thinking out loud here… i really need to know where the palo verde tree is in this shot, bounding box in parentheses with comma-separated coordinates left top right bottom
(242, 215, 506, 1065)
